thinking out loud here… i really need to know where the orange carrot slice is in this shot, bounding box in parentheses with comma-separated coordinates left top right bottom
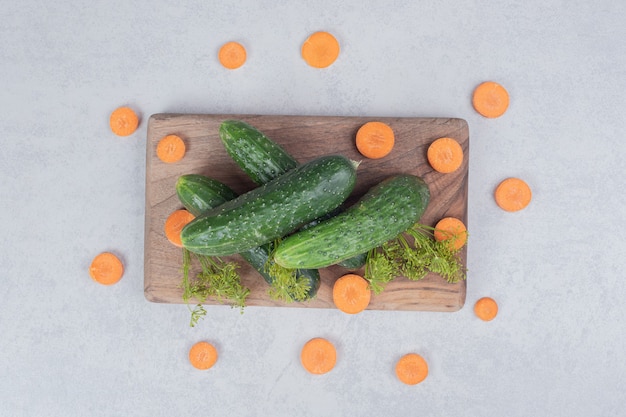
(395, 353, 429, 385)
(164, 209, 195, 247)
(494, 177, 532, 212)
(472, 81, 510, 118)
(427, 137, 464, 173)
(301, 31, 340, 68)
(157, 134, 186, 163)
(89, 252, 124, 285)
(189, 341, 218, 370)
(474, 297, 498, 321)
(434, 217, 467, 251)
(109, 106, 139, 136)
(219, 41, 247, 69)
(300, 337, 337, 375)
(332, 273, 371, 314)
(355, 121, 395, 159)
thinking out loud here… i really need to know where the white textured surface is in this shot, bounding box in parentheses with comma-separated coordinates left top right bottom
(1, 1, 625, 416)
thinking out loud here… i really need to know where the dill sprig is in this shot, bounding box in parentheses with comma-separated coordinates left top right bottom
(364, 245, 400, 295)
(363, 223, 467, 292)
(406, 224, 466, 283)
(266, 240, 311, 303)
(180, 248, 250, 327)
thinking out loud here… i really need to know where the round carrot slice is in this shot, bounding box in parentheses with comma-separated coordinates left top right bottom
(189, 341, 218, 370)
(89, 252, 124, 285)
(472, 81, 510, 118)
(301, 31, 340, 68)
(157, 134, 186, 163)
(164, 209, 195, 247)
(300, 337, 337, 375)
(219, 41, 247, 69)
(427, 137, 464, 173)
(494, 177, 532, 212)
(474, 297, 498, 321)
(332, 273, 371, 314)
(109, 106, 139, 136)
(355, 121, 395, 159)
(395, 353, 429, 385)
(434, 217, 467, 251)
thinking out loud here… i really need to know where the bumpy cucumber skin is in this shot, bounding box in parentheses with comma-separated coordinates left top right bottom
(181, 155, 357, 256)
(220, 120, 366, 268)
(273, 174, 431, 269)
(176, 175, 237, 216)
(220, 120, 325, 298)
(175, 174, 320, 299)
(219, 120, 324, 298)
(219, 120, 298, 185)
(337, 251, 368, 270)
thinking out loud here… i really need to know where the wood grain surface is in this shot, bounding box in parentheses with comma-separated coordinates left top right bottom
(144, 114, 469, 311)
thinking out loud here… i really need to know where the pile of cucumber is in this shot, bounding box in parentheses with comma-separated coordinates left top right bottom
(177, 120, 431, 301)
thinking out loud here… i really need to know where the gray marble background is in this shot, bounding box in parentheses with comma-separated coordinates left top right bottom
(1, 1, 625, 416)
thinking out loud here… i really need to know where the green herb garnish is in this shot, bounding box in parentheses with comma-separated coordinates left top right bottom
(266, 240, 311, 303)
(180, 248, 250, 327)
(364, 223, 466, 293)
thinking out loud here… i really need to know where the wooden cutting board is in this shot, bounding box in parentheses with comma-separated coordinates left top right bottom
(144, 114, 469, 311)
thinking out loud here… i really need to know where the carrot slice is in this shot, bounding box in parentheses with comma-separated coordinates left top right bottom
(109, 106, 139, 136)
(218, 41, 247, 69)
(472, 81, 509, 118)
(157, 134, 186, 163)
(89, 252, 124, 285)
(395, 353, 429, 385)
(164, 209, 195, 247)
(300, 337, 337, 375)
(332, 273, 371, 314)
(189, 341, 218, 370)
(494, 177, 532, 212)
(355, 121, 395, 159)
(434, 217, 467, 251)
(474, 297, 498, 321)
(427, 137, 464, 173)
(301, 31, 340, 68)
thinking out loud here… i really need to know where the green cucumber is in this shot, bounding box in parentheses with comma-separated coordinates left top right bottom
(181, 154, 358, 256)
(300, 209, 366, 270)
(176, 174, 238, 216)
(176, 175, 320, 299)
(219, 120, 298, 185)
(273, 174, 431, 269)
(337, 251, 368, 270)
(220, 119, 367, 269)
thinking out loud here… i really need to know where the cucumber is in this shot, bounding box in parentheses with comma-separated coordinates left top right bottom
(220, 119, 367, 268)
(181, 155, 358, 256)
(273, 174, 431, 269)
(176, 174, 238, 216)
(219, 120, 298, 185)
(301, 210, 366, 270)
(337, 251, 368, 270)
(176, 174, 320, 299)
